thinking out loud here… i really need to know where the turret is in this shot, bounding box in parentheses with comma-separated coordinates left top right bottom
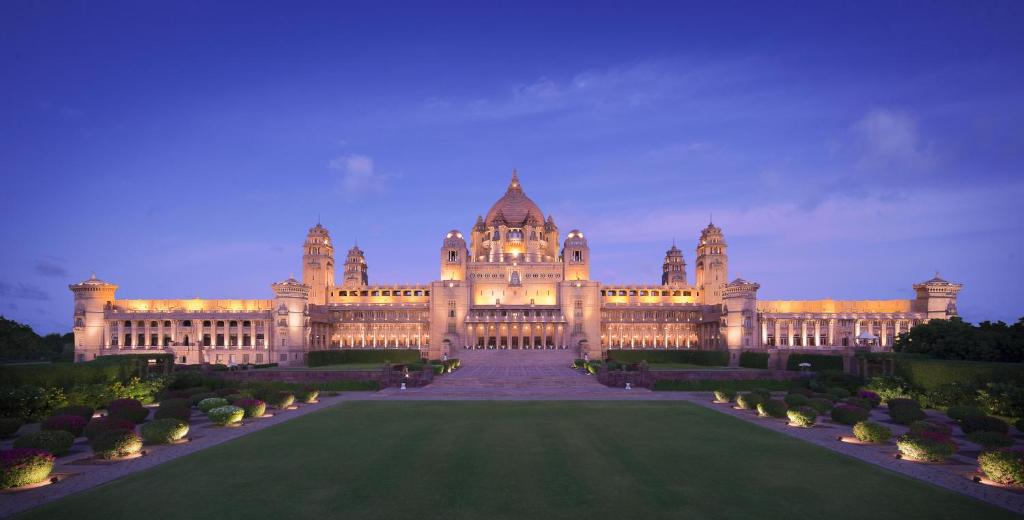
(722, 278, 760, 365)
(301, 223, 334, 305)
(441, 230, 468, 281)
(913, 273, 963, 320)
(69, 274, 118, 362)
(342, 244, 369, 288)
(562, 229, 590, 281)
(662, 241, 687, 287)
(696, 221, 728, 305)
(271, 277, 310, 366)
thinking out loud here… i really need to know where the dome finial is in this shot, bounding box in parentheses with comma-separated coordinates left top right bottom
(509, 169, 521, 192)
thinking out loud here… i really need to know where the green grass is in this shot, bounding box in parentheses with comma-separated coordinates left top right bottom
(646, 363, 739, 370)
(653, 379, 808, 391)
(15, 401, 1015, 520)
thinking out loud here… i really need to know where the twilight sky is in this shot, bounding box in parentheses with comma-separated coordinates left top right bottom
(2, 1, 1023, 334)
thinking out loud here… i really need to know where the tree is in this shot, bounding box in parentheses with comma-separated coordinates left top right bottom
(893, 316, 1024, 362)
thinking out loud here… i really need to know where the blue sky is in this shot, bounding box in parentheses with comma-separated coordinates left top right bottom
(2, 1, 1023, 334)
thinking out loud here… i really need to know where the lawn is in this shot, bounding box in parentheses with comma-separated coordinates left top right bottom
(646, 362, 739, 370)
(14, 401, 1015, 520)
(270, 362, 385, 371)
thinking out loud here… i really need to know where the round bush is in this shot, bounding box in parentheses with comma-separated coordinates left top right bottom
(270, 392, 295, 410)
(0, 448, 55, 489)
(896, 432, 957, 462)
(968, 431, 1015, 449)
(831, 404, 870, 425)
(827, 387, 851, 400)
(198, 397, 229, 413)
(214, 388, 239, 397)
(807, 398, 834, 415)
(207, 405, 244, 426)
(784, 394, 809, 407)
(154, 406, 192, 422)
(189, 392, 218, 406)
(108, 405, 149, 424)
(857, 390, 881, 407)
(41, 415, 87, 437)
(51, 405, 95, 421)
(84, 417, 136, 441)
(853, 421, 892, 443)
(757, 399, 788, 418)
(225, 394, 248, 403)
(159, 398, 191, 410)
(750, 388, 772, 400)
(13, 430, 75, 456)
(713, 390, 736, 403)
(978, 449, 1024, 486)
(888, 405, 926, 425)
(0, 418, 23, 439)
(787, 406, 817, 428)
(106, 398, 142, 412)
(909, 420, 953, 437)
(90, 429, 143, 459)
(140, 419, 189, 444)
(961, 415, 1010, 435)
(234, 399, 266, 419)
(182, 386, 212, 397)
(887, 398, 920, 410)
(735, 393, 763, 410)
(297, 388, 319, 404)
(946, 405, 985, 423)
(843, 397, 871, 410)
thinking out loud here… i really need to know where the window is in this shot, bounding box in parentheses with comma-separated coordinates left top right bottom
(448, 250, 458, 262)
(573, 250, 582, 262)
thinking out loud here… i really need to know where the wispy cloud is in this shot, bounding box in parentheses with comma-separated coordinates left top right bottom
(328, 153, 392, 197)
(34, 257, 68, 278)
(851, 108, 935, 171)
(0, 281, 50, 301)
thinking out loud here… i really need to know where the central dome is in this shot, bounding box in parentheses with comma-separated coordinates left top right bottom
(485, 171, 545, 226)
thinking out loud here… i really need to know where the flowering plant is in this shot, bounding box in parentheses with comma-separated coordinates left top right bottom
(41, 414, 88, 437)
(0, 448, 55, 489)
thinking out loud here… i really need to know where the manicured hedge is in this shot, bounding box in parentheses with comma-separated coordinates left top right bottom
(897, 432, 957, 462)
(853, 421, 891, 443)
(653, 379, 807, 392)
(978, 449, 1024, 486)
(757, 399, 788, 418)
(307, 349, 421, 367)
(967, 431, 1014, 449)
(84, 417, 135, 441)
(269, 392, 295, 409)
(13, 430, 75, 456)
(784, 394, 809, 407)
(739, 352, 769, 369)
(41, 415, 87, 437)
(0, 448, 55, 489)
(605, 350, 729, 366)
(234, 399, 266, 418)
(735, 393, 763, 410)
(297, 388, 319, 404)
(108, 404, 149, 424)
(892, 355, 1024, 391)
(961, 415, 1010, 434)
(153, 406, 191, 422)
(787, 406, 817, 427)
(207, 406, 244, 426)
(713, 390, 736, 403)
(909, 420, 952, 437)
(140, 419, 189, 444)
(807, 398, 834, 415)
(51, 405, 94, 421)
(198, 398, 229, 413)
(786, 354, 844, 372)
(831, 404, 869, 425)
(91, 429, 143, 459)
(888, 405, 926, 425)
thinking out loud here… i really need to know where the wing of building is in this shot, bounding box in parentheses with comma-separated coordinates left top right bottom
(70, 172, 962, 365)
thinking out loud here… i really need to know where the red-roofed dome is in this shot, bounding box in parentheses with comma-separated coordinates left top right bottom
(484, 170, 545, 227)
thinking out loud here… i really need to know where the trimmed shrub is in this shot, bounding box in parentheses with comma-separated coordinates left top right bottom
(0, 448, 55, 489)
(269, 392, 295, 410)
(978, 449, 1024, 486)
(572, 358, 585, 369)
(909, 420, 953, 437)
(784, 394, 809, 407)
(961, 415, 1010, 435)
(843, 397, 871, 410)
(887, 398, 921, 410)
(807, 398, 834, 415)
(968, 431, 1015, 449)
(296, 388, 319, 404)
(51, 405, 95, 421)
(788, 388, 814, 397)
(140, 419, 189, 444)
(153, 406, 191, 422)
(189, 392, 218, 406)
(857, 390, 881, 407)
(0, 418, 23, 439)
(946, 405, 985, 423)
(307, 349, 420, 367)
(214, 388, 239, 398)
(787, 406, 817, 427)
(605, 349, 729, 366)
(90, 429, 143, 459)
(978, 382, 1024, 418)
(750, 388, 772, 400)
(757, 399, 788, 418)
(897, 431, 957, 462)
(827, 387, 851, 400)
(0, 385, 67, 422)
(13, 430, 75, 456)
(181, 386, 212, 397)
(893, 356, 1024, 392)
(853, 421, 892, 443)
(207, 406, 244, 426)
(108, 404, 149, 424)
(198, 397, 229, 413)
(84, 417, 136, 441)
(41, 415, 87, 437)
(235, 399, 266, 418)
(786, 353, 843, 372)
(713, 390, 736, 403)
(159, 398, 191, 410)
(888, 405, 926, 425)
(735, 393, 763, 410)
(106, 398, 142, 412)
(739, 351, 769, 369)
(831, 404, 870, 425)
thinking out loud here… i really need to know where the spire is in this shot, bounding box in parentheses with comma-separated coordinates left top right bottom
(508, 169, 522, 193)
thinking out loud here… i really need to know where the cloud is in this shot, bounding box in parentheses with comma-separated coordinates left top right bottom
(328, 153, 392, 197)
(34, 257, 68, 277)
(851, 109, 935, 170)
(0, 281, 50, 301)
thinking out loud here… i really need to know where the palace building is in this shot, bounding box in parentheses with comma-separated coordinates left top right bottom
(70, 172, 962, 366)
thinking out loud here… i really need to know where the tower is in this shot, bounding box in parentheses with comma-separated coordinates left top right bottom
(662, 241, 687, 287)
(562, 230, 590, 281)
(302, 223, 334, 305)
(342, 244, 369, 287)
(696, 221, 728, 305)
(913, 273, 963, 320)
(440, 230, 468, 281)
(722, 278, 760, 365)
(271, 277, 310, 366)
(69, 274, 118, 362)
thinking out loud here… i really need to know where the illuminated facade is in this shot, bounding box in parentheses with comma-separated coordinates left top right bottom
(71, 172, 962, 365)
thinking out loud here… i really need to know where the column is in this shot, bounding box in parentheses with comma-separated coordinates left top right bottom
(854, 319, 861, 339)
(250, 320, 256, 348)
(881, 320, 888, 347)
(894, 319, 901, 339)
(774, 319, 781, 347)
(828, 318, 835, 346)
(103, 321, 111, 349)
(800, 320, 807, 348)
(761, 321, 768, 346)
(144, 321, 150, 347)
(814, 320, 821, 347)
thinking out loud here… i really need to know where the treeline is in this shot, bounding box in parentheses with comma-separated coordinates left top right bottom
(894, 317, 1024, 362)
(0, 316, 72, 362)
